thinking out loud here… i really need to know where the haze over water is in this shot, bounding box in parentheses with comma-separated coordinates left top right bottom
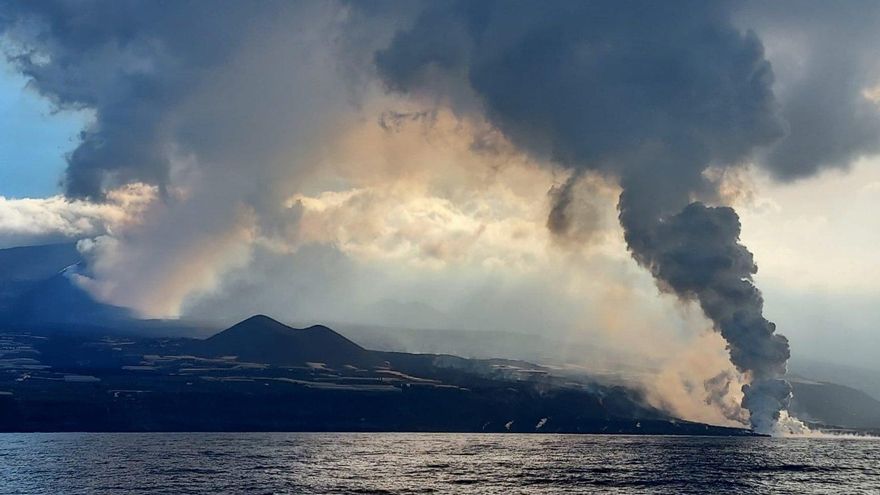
(2, 433, 878, 494)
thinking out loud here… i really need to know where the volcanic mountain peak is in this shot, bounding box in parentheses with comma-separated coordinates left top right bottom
(209, 315, 362, 346)
(200, 314, 372, 367)
(216, 314, 300, 336)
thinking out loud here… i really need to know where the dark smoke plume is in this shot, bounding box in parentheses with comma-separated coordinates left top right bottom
(376, 0, 810, 431)
(546, 174, 579, 238)
(623, 201, 791, 432)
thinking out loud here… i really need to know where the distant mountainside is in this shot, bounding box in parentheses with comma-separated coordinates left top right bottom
(0, 243, 81, 282)
(789, 358, 880, 401)
(790, 379, 880, 430)
(0, 243, 132, 324)
(9, 268, 133, 323)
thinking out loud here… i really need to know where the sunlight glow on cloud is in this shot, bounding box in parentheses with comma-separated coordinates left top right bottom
(0, 183, 155, 248)
(287, 109, 622, 272)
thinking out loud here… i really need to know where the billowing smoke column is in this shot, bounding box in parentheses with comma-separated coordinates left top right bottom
(375, 0, 794, 431)
(621, 201, 790, 432)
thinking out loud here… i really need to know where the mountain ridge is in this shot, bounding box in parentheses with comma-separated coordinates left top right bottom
(198, 314, 378, 368)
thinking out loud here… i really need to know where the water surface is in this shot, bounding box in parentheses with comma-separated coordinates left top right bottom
(1, 433, 877, 494)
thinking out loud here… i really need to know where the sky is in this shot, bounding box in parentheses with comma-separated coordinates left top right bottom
(0, 60, 88, 198)
(0, 0, 879, 430)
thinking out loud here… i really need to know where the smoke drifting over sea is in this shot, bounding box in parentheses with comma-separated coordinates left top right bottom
(2, 0, 879, 433)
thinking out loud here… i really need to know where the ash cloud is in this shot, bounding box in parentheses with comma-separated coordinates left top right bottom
(1, 0, 279, 198)
(738, 0, 880, 180)
(0, 0, 399, 316)
(375, 0, 878, 431)
(546, 175, 579, 239)
(629, 203, 789, 381)
(546, 173, 612, 248)
(626, 201, 793, 431)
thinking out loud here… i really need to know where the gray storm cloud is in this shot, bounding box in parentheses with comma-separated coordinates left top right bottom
(738, 0, 880, 180)
(374, 0, 879, 432)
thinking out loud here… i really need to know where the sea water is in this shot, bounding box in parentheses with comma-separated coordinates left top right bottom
(1, 432, 878, 494)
